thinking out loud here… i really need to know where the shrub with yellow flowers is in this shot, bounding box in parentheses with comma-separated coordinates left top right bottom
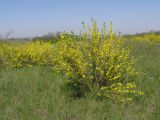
(53, 20, 143, 101)
(124, 33, 160, 48)
(0, 41, 54, 69)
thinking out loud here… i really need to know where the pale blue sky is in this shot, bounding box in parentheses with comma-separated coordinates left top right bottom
(0, 0, 160, 38)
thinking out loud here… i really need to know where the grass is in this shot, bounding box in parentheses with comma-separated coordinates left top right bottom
(0, 41, 160, 120)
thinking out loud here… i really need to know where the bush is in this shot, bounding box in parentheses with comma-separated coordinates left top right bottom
(0, 41, 55, 69)
(54, 20, 143, 101)
(124, 33, 160, 48)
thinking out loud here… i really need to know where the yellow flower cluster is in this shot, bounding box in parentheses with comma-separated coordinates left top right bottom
(99, 83, 144, 102)
(125, 33, 160, 47)
(0, 41, 54, 69)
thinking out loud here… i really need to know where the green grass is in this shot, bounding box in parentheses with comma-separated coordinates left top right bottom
(0, 41, 160, 120)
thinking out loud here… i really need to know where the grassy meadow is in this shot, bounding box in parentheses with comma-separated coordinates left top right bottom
(1, 0, 160, 119)
(0, 40, 160, 120)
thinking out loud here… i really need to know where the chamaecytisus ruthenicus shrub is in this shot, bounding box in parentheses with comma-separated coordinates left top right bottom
(54, 20, 144, 102)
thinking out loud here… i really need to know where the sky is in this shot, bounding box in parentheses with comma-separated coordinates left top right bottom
(0, 0, 160, 38)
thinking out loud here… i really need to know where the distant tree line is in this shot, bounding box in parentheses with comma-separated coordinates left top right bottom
(32, 31, 80, 43)
(133, 30, 160, 36)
